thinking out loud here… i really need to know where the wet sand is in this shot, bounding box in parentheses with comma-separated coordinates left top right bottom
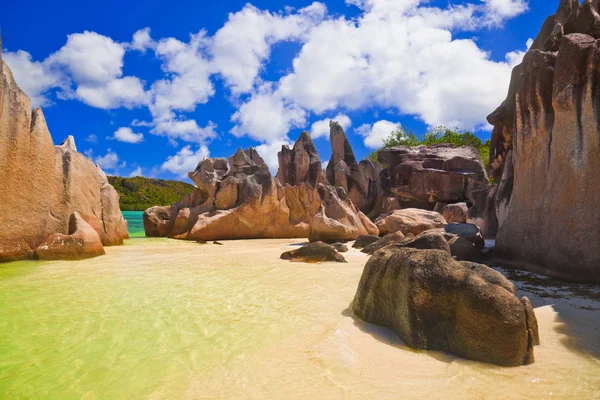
(0, 238, 599, 399)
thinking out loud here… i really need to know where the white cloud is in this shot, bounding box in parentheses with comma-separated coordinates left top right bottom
(161, 145, 210, 177)
(210, 2, 327, 94)
(75, 76, 148, 109)
(482, 0, 529, 26)
(357, 120, 400, 148)
(2, 50, 66, 107)
(151, 117, 217, 145)
(130, 27, 156, 53)
(95, 149, 126, 170)
(505, 38, 533, 67)
(129, 166, 143, 177)
(255, 140, 292, 173)
(230, 85, 306, 142)
(131, 119, 153, 127)
(310, 114, 351, 139)
(85, 134, 98, 143)
(110, 127, 144, 143)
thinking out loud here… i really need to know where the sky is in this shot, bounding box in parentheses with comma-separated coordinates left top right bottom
(1, 0, 558, 181)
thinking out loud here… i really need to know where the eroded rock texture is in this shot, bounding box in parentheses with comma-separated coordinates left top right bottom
(144, 142, 376, 241)
(488, 0, 600, 282)
(0, 53, 128, 262)
(277, 131, 325, 187)
(376, 145, 489, 210)
(352, 247, 538, 366)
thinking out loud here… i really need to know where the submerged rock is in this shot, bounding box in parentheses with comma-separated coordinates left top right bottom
(35, 212, 105, 260)
(280, 241, 347, 263)
(352, 247, 537, 366)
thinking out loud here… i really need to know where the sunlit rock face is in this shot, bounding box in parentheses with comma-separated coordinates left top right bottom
(0, 47, 128, 262)
(488, 0, 600, 282)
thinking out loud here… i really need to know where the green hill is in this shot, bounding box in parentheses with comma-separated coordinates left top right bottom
(108, 176, 196, 211)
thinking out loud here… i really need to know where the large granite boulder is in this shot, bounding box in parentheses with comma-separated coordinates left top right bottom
(280, 241, 346, 263)
(375, 208, 447, 236)
(0, 51, 128, 262)
(376, 144, 489, 210)
(436, 202, 468, 224)
(308, 184, 379, 242)
(326, 121, 383, 214)
(35, 212, 105, 260)
(276, 131, 325, 187)
(352, 247, 538, 366)
(487, 0, 600, 282)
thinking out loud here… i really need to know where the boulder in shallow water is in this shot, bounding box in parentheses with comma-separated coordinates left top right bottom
(35, 212, 105, 260)
(375, 208, 447, 236)
(352, 247, 536, 366)
(281, 242, 347, 263)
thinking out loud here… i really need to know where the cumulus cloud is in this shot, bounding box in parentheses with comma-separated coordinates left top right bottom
(310, 114, 351, 139)
(109, 127, 144, 143)
(357, 120, 400, 148)
(95, 149, 126, 170)
(2, 50, 66, 107)
(85, 134, 98, 143)
(130, 28, 156, 53)
(255, 139, 292, 173)
(161, 145, 210, 177)
(482, 0, 529, 26)
(129, 166, 143, 177)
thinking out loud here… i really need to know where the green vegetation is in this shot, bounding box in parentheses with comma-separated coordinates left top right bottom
(108, 176, 195, 211)
(368, 125, 493, 178)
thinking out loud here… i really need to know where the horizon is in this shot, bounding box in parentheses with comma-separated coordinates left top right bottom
(2, 0, 555, 183)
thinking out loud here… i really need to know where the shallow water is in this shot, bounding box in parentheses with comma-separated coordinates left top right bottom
(0, 238, 599, 399)
(123, 210, 145, 238)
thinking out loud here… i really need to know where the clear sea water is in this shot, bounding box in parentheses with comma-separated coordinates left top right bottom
(122, 210, 145, 238)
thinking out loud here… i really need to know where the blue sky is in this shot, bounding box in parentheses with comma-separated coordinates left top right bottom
(1, 0, 557, 180)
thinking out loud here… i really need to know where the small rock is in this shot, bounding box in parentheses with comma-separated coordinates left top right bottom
(362, 231, 407, 255)
(213, 241, 224, 245)
(331, 243, 349, 253)
(445, 223, 485, 250)
(281, 241, 346, 263)
(352, 235, 379, 249)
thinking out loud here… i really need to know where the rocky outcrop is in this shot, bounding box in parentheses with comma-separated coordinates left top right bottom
(277, 131, 325, 187)
(487, 0, 600, 282)
(352, 235, 380, 249)
(326, 121, 383, 215)
(352, 247, 538, 366)
(308, 184, 378, 242)
(144, 142, 376, 241)
(376, 145, 489, 210)
(435, 202, 468, 224)
(0, 53, 128, 262)
(466, 185, 499, 238)
(361, 231, 408, 255)
(375, 208, 447, 236)
(35, 212, 105, 260)
(281, 241, 347, 263)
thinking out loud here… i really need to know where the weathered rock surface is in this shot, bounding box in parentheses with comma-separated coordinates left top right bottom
(326, 121, 383, 214)
(375, 208, 447, 236)
(352, 247, 537, 366)
(277, 131, 325, 187)
(467, 185, 499, 238)
(35, 212, 105, 260)
(437, 202, 468, 224)
(352, 235, 380, 249)
(331, 243, 349, 253)
(309, 184, 379, 242)
(449, 236, 483, 262)
(280, 241, 347, 263)
(445, 223, 485, 250)
(361, 231, 408, 255)
(487, 0, 600, 282)
(376, 145, 489, 210)
(144, 140, 376, 241)
(0, 53, 128, 262)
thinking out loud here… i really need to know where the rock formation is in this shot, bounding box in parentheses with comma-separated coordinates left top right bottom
(276, 131, 325, 187)
(0, 49, 128, 262)
(352, 247, 538, 366)
(326, 121, 383, 215)
(486, 0, 600, 282)
(35, 212, 105, 260)
(144, 141, 377, 241)
(376, 145, 489, 210)
(375, 208, 447, 236)
(280, 241, 347, 263)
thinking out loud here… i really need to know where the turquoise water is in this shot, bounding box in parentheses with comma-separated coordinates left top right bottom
(122, 211, 145, 237)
